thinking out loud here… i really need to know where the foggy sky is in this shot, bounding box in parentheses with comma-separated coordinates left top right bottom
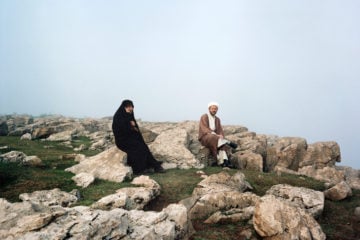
(1, 0, 359, 169)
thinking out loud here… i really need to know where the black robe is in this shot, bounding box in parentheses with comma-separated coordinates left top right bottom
(112, 102, 161, 174)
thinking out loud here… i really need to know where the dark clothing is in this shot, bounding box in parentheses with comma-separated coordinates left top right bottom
(112, 101, 161, 174)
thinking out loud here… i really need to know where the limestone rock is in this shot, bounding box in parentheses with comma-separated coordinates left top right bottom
(298, 166, 345, 186)
(20, 133, 32, 140)
(301, 141, 341, 168)
(23, 155, 43, 166)
(233, 151, 263, 171)
(266, 137, 307, 172)
(324, 181, 352, 201)
(192, 171, 253, 198)
(0, 151, 26, 163)
(19, 188, 78, 207)
(66, 146, 132, 183)
(46, 130, 74, 141)
(0, 196, 192, 239)
(74, 143, 87, 151)
(32, 127, 56, 139)
(163, 203, 195, 239)
(189, 191, 260, 220)
(187, 171, 258, 220)
(0, 151, 41, 166)
(231, 132, 267, 157)
(253, 195, 326, 240)
(140, 127, 158, 143)
(89, 138, 107, 150)
(204, 206, 255, 224)
(266, 184, 324, 218)
(336, 166, 360, 190)
(72, 172, 95, 188)
(149, 127, 202, 169)
(91, 176, 161, 210)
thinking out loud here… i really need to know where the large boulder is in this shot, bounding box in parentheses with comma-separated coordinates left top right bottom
(19, 188, 78, 207)
(229, 131, 267, 157)
(46, 130, 74, 142)
(149, 127, 202, 169)
(0, 151, 26, 163)
(6, 115, 33, 133)
(184, 171, 258, 220)
(324, 181, 353, 201)
(66, 146, 132, 183)
(232, 151, 264, 171)
(0, 198, 192, 240)
(71, 172, 95, 188)
(336, 166, 360, 190)
(91, 175, 161, 210)
(0, 151, 43, 166)
(253, 195, 326, 240)
(266, 137, 308, 172)
(32, 127, 56, 139)
(265, 184, 325, 218)
(300, 141, 341, 168)
(298, 166, 345, 186)
(192, 171, 252, 198)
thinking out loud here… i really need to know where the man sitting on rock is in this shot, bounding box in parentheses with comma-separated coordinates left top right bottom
(198, 101, 237, 168)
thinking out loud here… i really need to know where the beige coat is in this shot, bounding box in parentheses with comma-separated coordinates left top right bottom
(198, 113, 224, 157)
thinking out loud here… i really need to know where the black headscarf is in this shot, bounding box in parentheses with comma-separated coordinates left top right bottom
(112, 99, 139, 145)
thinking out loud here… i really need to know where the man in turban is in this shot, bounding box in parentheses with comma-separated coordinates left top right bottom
(198, 101, 237, 167)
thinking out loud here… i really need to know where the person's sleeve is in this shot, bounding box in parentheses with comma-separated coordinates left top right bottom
(199, 115, 212, 137)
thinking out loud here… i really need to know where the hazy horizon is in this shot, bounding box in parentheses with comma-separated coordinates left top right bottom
(1, 1, 359, 169)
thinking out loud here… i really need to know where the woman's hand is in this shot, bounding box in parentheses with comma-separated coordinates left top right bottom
(130, 121, 139, 132)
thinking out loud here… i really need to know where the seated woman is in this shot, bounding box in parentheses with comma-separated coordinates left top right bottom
(112, 99, 165, 174)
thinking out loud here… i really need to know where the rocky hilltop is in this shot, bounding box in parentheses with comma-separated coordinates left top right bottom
(1, 114, 358, 189)
(1, 114, 359, 239)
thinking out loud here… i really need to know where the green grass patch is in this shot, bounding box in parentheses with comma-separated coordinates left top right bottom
(75, 179, 135, 206)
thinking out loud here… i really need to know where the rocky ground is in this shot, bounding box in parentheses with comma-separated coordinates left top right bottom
(0, 114, 359, 239)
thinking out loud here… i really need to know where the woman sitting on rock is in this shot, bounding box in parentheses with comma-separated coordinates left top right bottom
(112, 99, 165, 174)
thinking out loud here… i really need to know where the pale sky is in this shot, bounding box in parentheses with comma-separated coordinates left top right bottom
(1, 1, 359, 169)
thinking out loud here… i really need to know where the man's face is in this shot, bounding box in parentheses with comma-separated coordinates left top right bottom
(125, 105, 134, 114)
(208, 105, 218, 116)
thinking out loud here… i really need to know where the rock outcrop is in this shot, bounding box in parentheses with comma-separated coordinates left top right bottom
(0, 151, 43, 166)
(91, 175, 161, 210)
(265, 184, 324, 218)
(181, 171, 259, 223)
(253, 195, 326, 240)
(65, 146, 132, 183)
(0, 197, 192, 240)
(1, 115, 359, 193)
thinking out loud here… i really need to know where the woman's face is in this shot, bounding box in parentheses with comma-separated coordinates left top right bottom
(125, 105, 134, 113)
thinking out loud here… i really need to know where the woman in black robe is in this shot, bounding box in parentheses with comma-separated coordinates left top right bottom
(112, 99, 165, 174)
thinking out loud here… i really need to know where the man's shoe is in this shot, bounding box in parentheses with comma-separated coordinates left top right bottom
(221, 160, 229, 168)
(154, 166, 165, 173)
(227, 141, 238, 149)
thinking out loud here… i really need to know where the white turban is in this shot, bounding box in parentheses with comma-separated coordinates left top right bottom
(207, 101, 219, 108)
